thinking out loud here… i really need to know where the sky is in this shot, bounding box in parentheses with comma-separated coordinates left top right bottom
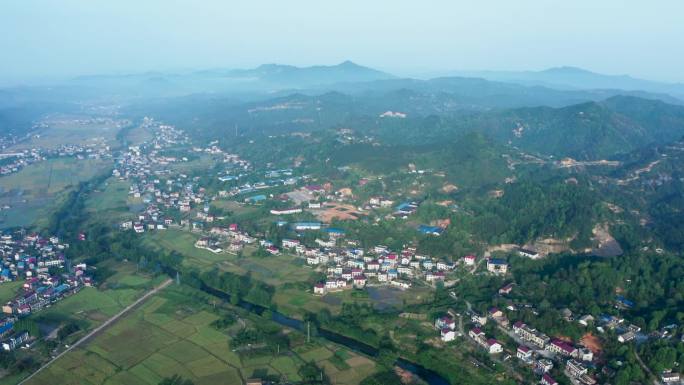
(2, 0, 684, 84)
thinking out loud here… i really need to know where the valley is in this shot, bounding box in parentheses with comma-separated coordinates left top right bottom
(1, 60, 684, 385)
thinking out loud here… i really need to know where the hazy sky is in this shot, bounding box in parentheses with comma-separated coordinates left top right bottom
(2, 0, 683, 84)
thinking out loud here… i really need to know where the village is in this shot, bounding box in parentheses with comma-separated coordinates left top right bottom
(101, 118, 684, 385)
(432, 283, 681, 385)
(0, 229, 93, 353)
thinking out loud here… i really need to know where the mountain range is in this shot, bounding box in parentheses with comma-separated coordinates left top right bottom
(443, 66, 684, 101)
(5, 61, 684, 162)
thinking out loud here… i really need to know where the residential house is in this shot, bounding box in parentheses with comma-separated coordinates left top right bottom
(517, 345, 533, 363)
(518, 248, 541, 259)
(313, 283, 326, 295)
(1, 331, 28, 351)
(536, 359, 554, 373)
(441, 328, 456, 342)
(463, 255, 476, 266)
(435, 316, 456, 331)
(487, 339, 503, 354)
(661, 371, 680, 384)
(540, 373, 558, 385)
(513, 321, 550, 348)
(499, 283, 515, 295)
(546, 339, 577, 357)
(486, 258, 508, 274)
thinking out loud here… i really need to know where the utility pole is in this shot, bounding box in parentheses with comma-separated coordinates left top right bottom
(307, 321, 311, 343)
(175, 271, 180, 285)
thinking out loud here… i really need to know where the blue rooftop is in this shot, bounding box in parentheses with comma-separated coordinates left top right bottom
(418, 225, 443, 235)
(247, 194, 267, 202)
(0, 322, 13, 335)
(615, 295, 635, 308)
(326, 227, 346, 234)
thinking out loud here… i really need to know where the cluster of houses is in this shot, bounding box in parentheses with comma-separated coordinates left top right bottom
(0, 149, 44, 176)
(0, 232, 92, 313)
(114, 121, 231, 233)
(0, 316, 30, 351)
(0, 231, 93, 350)
(307, 242, 463, 295)
(220, 168, 309, 198)
(433, 305, 682, 385)
(468, 327, 504, 354)
(199, 224, 258, 254)
(0, 232, 71, 282)
(432, 305, 600, 385)
(0, 139, 112, 177)
(120, 178, 217, 233)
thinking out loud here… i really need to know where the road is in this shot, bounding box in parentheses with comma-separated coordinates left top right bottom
(18, 278, 173, 385)
(634, 347, 662, 385)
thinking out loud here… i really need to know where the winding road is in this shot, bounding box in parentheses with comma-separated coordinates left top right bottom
(18, 278, 173, 385)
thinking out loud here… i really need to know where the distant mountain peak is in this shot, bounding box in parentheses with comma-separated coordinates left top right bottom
(542, 66, 594, 74)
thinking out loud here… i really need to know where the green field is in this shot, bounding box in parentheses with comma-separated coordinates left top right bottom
(142, 228, 432, 318)
(143, 230, 313, 284)
(9, 118, 120, 151)
(29, 264, 166, 333)
(25, 283, 377, 385)
(142, 230, 228, 270)
(83, 179, 136, 225)
(0, 158, 111, 229)
(0, 266, 167, 385)
(0, 281, 24, 305)
(124, 124, 153, 147)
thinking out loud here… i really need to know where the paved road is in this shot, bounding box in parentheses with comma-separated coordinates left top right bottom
(19, 278, 173, 385)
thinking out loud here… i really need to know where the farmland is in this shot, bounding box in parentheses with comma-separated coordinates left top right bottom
(24, 283, 378, 385)
(83, 179, 137, 225)
(9, 117, 121, 151)
(0, 158, 111, 229)
(141, 229, 431, 318)
(142, 229, 314, 285)
(28, 263, 169, 338)
(0, 264, 167, 385)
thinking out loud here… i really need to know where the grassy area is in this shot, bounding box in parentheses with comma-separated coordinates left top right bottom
(142, 230, 227, 270)
(86, 180, 130, 212)
(143, 229, 314, 285)
(167, 156, 215, 174)
(142, 228, 434, 318)
(0, 281, 24, 305)
(83, 179, 135, 225)
(0, 264, 165, 385)
(9, 119, 120, 151)
(24, 283, 378, 385)
(124, 125, 153, 147)
(29, 263, 167, 333)
(0, 158, 111, 229)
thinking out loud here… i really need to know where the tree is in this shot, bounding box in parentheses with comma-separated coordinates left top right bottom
(360, 371, 403, 385)
(298, 361, 330, 384)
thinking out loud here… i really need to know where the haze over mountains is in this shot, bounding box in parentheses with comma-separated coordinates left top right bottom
(444, 66, 684, 101)
(4, 61, 684, 162)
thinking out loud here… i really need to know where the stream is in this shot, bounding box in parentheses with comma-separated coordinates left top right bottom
(199, 283, 450, 385)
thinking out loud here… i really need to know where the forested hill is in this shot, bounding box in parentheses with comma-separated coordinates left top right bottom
(144, 89, 684, 163)
(461, 95, 684, 160)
